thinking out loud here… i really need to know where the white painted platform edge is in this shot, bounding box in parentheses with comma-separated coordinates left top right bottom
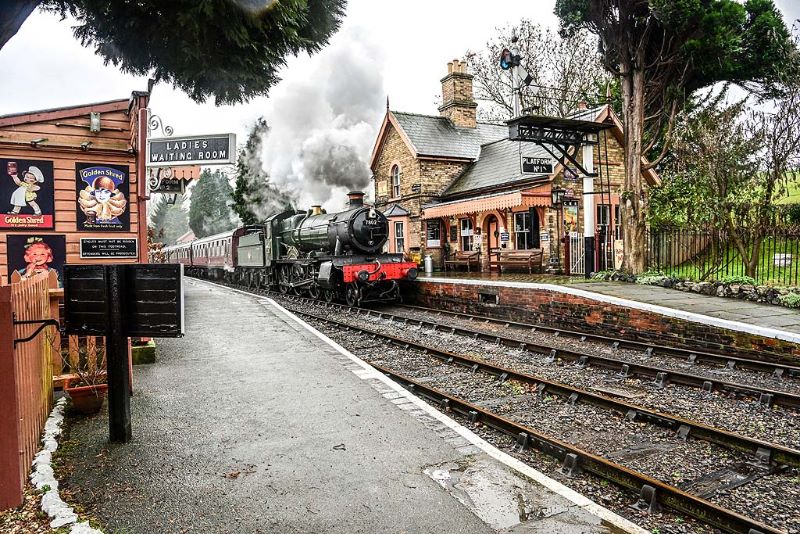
(250, 293, 647, 534)
(422, 276, 800, 345)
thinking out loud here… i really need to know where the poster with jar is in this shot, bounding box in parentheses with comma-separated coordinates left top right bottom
(76, 163, 130, 232)
(0, 158, 55, 230)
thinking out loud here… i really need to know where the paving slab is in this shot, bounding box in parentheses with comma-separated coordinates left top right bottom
(61, 279, 638, 534)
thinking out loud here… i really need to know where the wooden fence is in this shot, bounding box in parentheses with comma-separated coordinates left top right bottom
(0, 271, 57, 509)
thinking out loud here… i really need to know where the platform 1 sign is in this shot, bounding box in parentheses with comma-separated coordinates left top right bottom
(80, 238, 137, 259)
(521, 156, 553, 175)
(146, 133, 236, 167)
(63, 263, 184, 337)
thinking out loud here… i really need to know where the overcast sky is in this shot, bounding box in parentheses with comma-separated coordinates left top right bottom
(0, 0, 797, 208)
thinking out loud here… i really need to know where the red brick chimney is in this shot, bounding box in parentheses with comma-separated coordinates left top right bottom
(439, 58, 477, 128)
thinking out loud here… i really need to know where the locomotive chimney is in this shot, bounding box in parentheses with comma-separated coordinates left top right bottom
(348, 191, 365, 208)
(310, 205, 322, 215)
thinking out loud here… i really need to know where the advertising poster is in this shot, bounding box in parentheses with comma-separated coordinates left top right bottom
(76, 163, 130, 232)
(563, 200, 579, 234)
(0, 158, 55, 230)
(7, 234, 67, 287)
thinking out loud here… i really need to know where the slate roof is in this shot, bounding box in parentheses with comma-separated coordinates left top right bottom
(391, 112, 506, 160)
(383, 203, 409, 217)
(443, 138, 552, 197)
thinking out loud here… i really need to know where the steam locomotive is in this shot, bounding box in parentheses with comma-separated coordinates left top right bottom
(162, 191, 418, 306)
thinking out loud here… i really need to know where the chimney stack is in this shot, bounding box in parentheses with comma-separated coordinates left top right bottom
(347, 191, 365, 209)
(439, 58, 477, 128)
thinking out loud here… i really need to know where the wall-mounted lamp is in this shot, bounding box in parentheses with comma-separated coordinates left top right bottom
(80, 141, 92, 151)
(30, 138, 47, 148)
(89, 112, 101, 133)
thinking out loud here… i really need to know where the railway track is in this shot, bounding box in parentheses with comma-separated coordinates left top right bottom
(291, 305, 791, 534)
(202, 279, 800, 532)
(271, 293, 800, 410)
(390, 303, 800, 378)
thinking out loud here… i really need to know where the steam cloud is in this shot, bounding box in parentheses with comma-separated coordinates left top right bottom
(261, 27, 386, 211)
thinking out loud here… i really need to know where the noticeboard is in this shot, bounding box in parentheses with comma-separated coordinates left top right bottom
(80, 238, 138, 259)
(63, 263, 184, 337)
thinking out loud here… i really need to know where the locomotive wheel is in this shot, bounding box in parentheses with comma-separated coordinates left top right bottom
(345, 285, 361, 307)
(278, 266, 290, 294)
(308, 283, 320, 300)
(323, 289, 334, 303)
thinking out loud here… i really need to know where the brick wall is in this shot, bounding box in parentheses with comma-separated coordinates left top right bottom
(408, 280, 800, 365)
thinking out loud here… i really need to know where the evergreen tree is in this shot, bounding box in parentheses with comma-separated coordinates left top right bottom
(231, 117, 295, 225)
(3, 0, 346, 104)
(189, 170, 239, 238)
(148, 194, 169, 242)
(556, 0, 798, 273)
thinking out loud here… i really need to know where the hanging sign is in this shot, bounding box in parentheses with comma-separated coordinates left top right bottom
(147, 133, 236, 167)
(148, 168, 186, 194)
(521, 156, 553, 175)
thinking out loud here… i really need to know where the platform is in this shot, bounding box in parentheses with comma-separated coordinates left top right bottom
(420, 272, 800, 340)
(60, 279, 640, 533)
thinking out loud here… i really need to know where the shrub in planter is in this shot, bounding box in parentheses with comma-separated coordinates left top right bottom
(64, 344, 107, 415)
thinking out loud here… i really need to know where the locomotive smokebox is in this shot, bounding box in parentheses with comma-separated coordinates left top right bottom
(348, 191, 365, 208)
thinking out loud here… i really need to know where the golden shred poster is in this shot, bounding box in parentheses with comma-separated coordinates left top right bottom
(76, 163, 130, 232)
(0, 158, 55, 230)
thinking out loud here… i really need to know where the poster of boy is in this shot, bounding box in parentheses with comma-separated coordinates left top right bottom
(0, 158, 55, 229)
(6, 234, 66, 287)
(76, 163, 130, 232)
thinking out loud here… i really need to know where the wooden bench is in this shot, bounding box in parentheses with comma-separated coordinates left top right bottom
(489, 249, 543, 273)
(444, 251, 481, 272)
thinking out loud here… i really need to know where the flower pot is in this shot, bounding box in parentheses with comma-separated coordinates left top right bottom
(65, 384, 108, 415)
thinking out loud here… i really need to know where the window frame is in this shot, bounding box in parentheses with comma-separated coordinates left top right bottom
(394, 221, 405, 253)
(513, 211, 532, 250)
(459, 218, 474, 252)
(391, 164, 401, 198)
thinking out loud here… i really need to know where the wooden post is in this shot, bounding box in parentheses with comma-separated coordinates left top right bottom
(0, 286, 23, 509)
(106, 265, 131, 443)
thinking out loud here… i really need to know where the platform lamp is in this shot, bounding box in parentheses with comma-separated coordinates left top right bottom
(550, 187, 566, 272)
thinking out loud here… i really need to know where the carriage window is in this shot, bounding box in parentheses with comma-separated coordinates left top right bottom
(394, 221, 405, 253)
(391, 165, 401, 198)
(460, 218, 473, 251)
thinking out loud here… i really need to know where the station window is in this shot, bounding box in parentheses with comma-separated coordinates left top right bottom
(597, 204, 611, 238)
(394, 221, 405, 253)
(514, 212, 534, 250)
(391, 164, 401, 198)
(460, 218, 474, 251)
(613, 204, 621, 240)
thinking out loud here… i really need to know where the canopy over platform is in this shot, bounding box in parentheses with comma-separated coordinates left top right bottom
(507, 114, 613, 146)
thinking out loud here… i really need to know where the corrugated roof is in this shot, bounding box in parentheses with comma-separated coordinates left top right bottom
(392, 112, 506, 160)
(443, 138, 552, 196)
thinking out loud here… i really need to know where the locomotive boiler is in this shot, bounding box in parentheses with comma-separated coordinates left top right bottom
(169, 191, 417, 306)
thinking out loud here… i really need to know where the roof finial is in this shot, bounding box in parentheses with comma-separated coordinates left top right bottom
(386, 95, 390, 112)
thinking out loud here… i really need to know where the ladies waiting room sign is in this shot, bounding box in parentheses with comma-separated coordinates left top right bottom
(0, 158, 55, 229)
(76, 163, 130, 232)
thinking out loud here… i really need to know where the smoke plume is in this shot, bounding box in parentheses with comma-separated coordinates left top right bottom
(262, 27, 386, 211)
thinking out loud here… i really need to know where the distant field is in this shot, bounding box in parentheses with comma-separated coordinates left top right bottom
(775, 171, 800, 205)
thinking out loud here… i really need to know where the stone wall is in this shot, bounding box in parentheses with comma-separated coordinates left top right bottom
(408, 280, 800, 366)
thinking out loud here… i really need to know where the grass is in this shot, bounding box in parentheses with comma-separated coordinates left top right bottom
(774, 171, 800, 206)
(659, 235, 800, 286)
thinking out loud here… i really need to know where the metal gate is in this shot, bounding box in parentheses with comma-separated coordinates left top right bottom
(569, 233, 585, 275)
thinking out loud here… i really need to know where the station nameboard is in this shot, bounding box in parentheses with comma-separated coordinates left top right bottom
(146, 133, 236, 167)
(63, 264, 184, 337)
(521, 156, 554, 175)
(79, 238, 137, 259)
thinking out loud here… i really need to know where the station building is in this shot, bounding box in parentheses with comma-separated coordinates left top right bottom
(0, 91, 150, 285)
(369, 59, 659, 272)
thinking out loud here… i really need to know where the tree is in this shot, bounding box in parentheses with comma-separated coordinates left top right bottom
(231, 117, 295, 225)
(555, 0, 798, 273)
(189, 169, 239, 238)
(149, 193, 190, 245)
(466, 20, 610, 120)
(665, 84, 800, 278)
(2, 0, 346, 104)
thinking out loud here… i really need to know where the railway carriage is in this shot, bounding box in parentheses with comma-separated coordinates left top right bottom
(163, 191, 417, 305)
